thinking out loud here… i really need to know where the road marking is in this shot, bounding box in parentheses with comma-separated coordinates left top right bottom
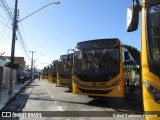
(48, 91, 51, 95)
(58, 106, 63, 111)
(51, 96, 54, 99)
(43, 81, 64, 111)
(43, 82, 53, 98)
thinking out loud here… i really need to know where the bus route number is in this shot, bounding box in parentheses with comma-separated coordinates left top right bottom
(97, 82, 106, 86)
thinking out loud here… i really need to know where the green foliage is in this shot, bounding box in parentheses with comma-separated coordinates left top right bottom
(124, 44, 140, 64)
(14, 63, 21, 70)
(4, 62, 12, 68)
(4, 62, 21, 70)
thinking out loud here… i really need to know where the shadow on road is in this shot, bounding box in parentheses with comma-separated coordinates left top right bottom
(86, 87, 143, 114)
(62, 86, 143, 114)
(64, 89, 71, 93)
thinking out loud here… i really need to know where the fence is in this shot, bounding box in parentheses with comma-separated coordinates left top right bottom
(0, 66, 17, 90)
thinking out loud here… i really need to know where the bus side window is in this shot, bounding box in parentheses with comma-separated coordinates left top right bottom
(122, 50, 125, 66)
(123, 51, 130, 67)
(124, 51, 130, 61)
(152, 47, 160, 61)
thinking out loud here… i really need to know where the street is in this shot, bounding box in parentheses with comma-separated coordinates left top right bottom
(1, 79, 144, 120)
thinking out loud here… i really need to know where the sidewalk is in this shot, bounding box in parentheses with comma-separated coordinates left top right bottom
(0, 80, 31, 110)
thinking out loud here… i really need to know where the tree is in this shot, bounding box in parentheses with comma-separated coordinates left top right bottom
(124, 44, 140, 64)
(4, 62, 21, 70)
(14, 63, 21, 70)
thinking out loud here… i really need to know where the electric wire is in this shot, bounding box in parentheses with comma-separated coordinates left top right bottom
(0, 0, 31, 61)
(0, 0, 13, 21)
(17, 29, 31, 61)
(0, 18, 11, 43)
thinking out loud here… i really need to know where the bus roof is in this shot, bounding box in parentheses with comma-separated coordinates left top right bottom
(76, 38, 120, 50)
(52, 60, 59, 64)
(60, 54, 67, 61)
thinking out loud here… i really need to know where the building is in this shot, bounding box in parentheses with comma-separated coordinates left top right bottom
(2, 56, 26, 70)
(0, 58, 10, 66)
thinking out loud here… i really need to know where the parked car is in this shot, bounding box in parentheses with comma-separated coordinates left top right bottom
(17, 72, 25, 84)
(22, 71, 30, 80)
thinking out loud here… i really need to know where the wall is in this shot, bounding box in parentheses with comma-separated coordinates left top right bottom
(0, 66, 17, 91)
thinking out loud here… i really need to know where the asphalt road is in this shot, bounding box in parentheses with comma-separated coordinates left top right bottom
(1, 79, 144, 120)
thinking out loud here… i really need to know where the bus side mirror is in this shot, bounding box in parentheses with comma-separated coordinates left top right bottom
(127, 5, 139, 32)
(124, 51, 130, 60)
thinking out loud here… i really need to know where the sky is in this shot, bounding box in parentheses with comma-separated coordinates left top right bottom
(0, 0, 141, 69)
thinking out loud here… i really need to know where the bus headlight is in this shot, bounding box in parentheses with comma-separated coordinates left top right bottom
(144, 80, 160, 104)
(112, 80, 120, 86)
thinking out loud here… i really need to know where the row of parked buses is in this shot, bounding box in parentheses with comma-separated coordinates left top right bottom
(41, 0, 160, 119)
(42, 38, 139, 98)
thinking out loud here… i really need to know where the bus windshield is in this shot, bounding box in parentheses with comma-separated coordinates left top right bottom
(58, 61, 71, 79)
(148, 4, 160, 64)
(74, 48, 119, 75)
(52, 62, 57, 77)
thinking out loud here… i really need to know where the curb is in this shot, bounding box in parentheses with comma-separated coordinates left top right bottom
(0, 79, 33, 111)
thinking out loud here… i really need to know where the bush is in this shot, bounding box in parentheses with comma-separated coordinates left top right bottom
(5, 62, 21, 70)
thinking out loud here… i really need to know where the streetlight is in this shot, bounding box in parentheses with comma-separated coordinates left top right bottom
(18, 2, 60, 22)
(34, 54, 44, 78)
(8, 1, 60, 95)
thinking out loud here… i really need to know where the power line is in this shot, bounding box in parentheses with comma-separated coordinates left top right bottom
(17, 29, 31, 61)
(0, 0, 31, 61)
(0, 0, 13, 43)
(0, 0, 13, 20)
(0, 18, 11, 43)
(0, 12, 8, 21)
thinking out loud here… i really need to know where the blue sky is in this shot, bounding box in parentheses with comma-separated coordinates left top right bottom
(0, 0, 141, 69)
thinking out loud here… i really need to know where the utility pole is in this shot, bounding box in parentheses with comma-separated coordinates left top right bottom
(29, 51, 36, 79)
(8, 0, 18, 95)
(33, 54, 44, 78)
(34, 60, 36, 79)
(8, 1, 60, 94)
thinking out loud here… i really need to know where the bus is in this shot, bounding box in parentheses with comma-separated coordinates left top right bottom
(48, 65, 54, 83)
(42, 66, 49, 80)
(127, 0, 160, 119)
(52, 60, 58, 83)
(72, 38, 138, 98)
(56, 54, 72, 87)
(41, 67, 45, 79)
